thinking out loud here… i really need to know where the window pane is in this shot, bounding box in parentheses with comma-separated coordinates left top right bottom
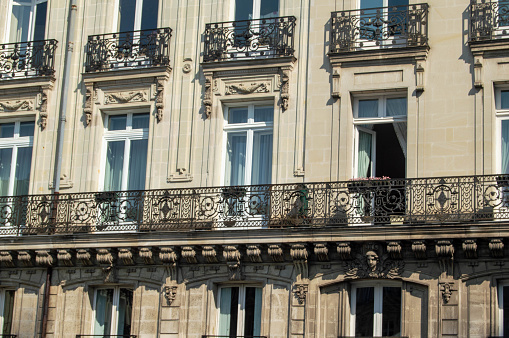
(358, 130, 373, 178)
(104, 141, 125, 191)
(108, 115, 127, 131)
(254, 106, 274, 123)
(141, 0, 159, 31)
(502, 120, 509, 174)
(0, 149, 13, 196)
(251, 132, 272, 185)
(94, 289, 114, 335)
(19, 121, 35, 137)
(226, 134, 247, 186)
(127, 139, 148, 190)
(361, 0, 383, 9)
(244, 287, 262, 336)
(219, 287, 239, 336)
(132, 113, 150, 129)
(2, 290, 15, 335)
(355, 287, 374, 336)
(9, 5, 31, 43)
(235, 0, 254, 20)
(502, 90, 509, 110)
(14, 146, 32, 196)
(0, 124, 15, 138)
(260, 0, 279, 19)
(228, 108, 248, 124)
(358, 99, 379, 118)
(117, 289, 133, 336)
(118, 0, 136, 32)
(386, 97, 407, 117)
(382, 287, 401, 336)
(503, 286, 509, 337)
(34, 1, 47, 41)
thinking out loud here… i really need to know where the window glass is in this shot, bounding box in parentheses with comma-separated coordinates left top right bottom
(94, 289, 114, 335)
(501, 120, 509, 174)
(0, 124, 15, 138)
(33, 1, 47, 41)
(94, 288, 132, 335)
(361, 0, 383, 9)
(141, 0, 159, 31)
(355, 287, 374, 336)
(226, 133, 247, 186)
(228, 108, 249, 124)
(19, 121, 35, 137)
(358, 99, 378, 118)
(386, 97, 407, 117)
(104, 141, 125, 191)
(219, 286, 262, 336)
(2, 290, 15, 335)
(382, 286, 401, 336)
(0, 149, 13, 196)
(251, 132, 272, 185)
(118, 0, 136, 32)
(14, 147, 32, 196)
(254, 106, 273, 123)
(502, 90, 509, 110)
(108, 115, 127, 131)
(132, 113, 150, 129)
(127, 139, 148, 190)
(235, 0, 254, 20)
(9, 4, 31, 43)
(117, 289, 133, 335)
(260, 0, 279, 19)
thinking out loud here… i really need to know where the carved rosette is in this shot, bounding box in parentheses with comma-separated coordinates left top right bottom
(202, 246, 219, 263)
(182, 246, 198, 264)
(203, 73, 213, 118)
(293, 283, 308, 305)
(412, 241, 427, 260)
(223, 245, 242, 281)
(118, 248, 134, 265)
(462, 239, 477, 259)
(387, 242, 402, 260)
(490, 239, 504, 258)
(18, 251, 33, 267)
(160, 247, 179, 265)
(0, 251, 15, 267)
(164, 285, 178, 305)
(57, 249, 73, 267)
(337, 242, 352, 260)
(139, 247, 154, 264)
(314, 243, 329, 262)
(246, 245, 262, 263)
(268, 244, 284, 262)
(77, 249, 93, 266)
(36, 250, 54, 267)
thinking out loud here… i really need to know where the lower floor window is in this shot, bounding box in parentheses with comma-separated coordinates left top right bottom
(351, 283, 401, 337)
(93, 287, 133, 336)
(219, 286, 262, 337)
(498, 282, 509, 336)
(0, 289, 14, 335)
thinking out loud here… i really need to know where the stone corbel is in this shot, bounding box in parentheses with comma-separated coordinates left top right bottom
(203, 72, 213, 118)
(293, 283, 309, 305)
(473, 53, 483, 89)
(118, 248, 135, 265)
(280, 67, 291, 111)
(332, 67, 341, 98)
(181, 246, 198, 264)
(435, 240, 454, 276)
(337, 242, 352, 260)
(77, 249, 93, 266)
(36, 250, 54, 267)
(439, 282, 456, 304)
(412, 240, 427, 259)
(18, 251, 33, 267)
(159, 247, 179, 265)
(97, 249, 116, 283)
(223, 245, 243, 281)
(246, 245, 263, 263)
(139, 247, 155, 264)
(84, 83, 95, 126)
(489, 239, 504, 258)
(57, 249, 74, 267)
(462, 239, 477, 259)
(0, 251, 15, 268)
(387, 242, 402, 260)
(268, 244, 284, 262)
(164, 284, 178, 305)
(202, 246, 219, 263)
(155, 76, 166, 122)
(290, 244, 309, 280)
(314, 243, 329, 262)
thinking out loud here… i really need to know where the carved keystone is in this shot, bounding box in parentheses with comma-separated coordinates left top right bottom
(164, 285, 178, 305)
(293, 283, 308, 305)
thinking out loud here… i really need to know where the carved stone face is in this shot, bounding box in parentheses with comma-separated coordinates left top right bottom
(366, 250, 379, 269)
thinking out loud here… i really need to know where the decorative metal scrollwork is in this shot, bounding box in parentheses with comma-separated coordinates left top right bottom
(0, 39, 57, 79)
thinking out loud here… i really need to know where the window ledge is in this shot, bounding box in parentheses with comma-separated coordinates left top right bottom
(201, 56, 296, 74)
(469, 38, 509, 56)
(82, 65, 171, 86)
(329, 46, 429, 67)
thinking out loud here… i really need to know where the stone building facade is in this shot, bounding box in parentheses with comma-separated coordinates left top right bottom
(0, 0, 508, 337)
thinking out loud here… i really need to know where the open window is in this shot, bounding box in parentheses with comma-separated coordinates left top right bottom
(7, 0, 47, 43)
(93, 287, 133, 336)
(498, 88, 509, 174)
(234, 0, 279, 21)
(218, 285, 263, 337)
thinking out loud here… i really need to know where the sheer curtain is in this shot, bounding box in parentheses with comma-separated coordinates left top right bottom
(226, 134, 246, 186)
(14, 147, 32, 196)
(218, 288, 233, 336)
(94, 289, 113, 335)
(252, 288, 263, 336)
(127, 139, 148, 190)
(386, 97, 407, 117)
(502, 120, 509, 174)
(393, 122, 407, 158)
(358, 130, 373, 178)
(9, 4, 30, 43)
(104, 141, 124, 191)
(0, 149, 13, 196)
(251, 132, 273, 185)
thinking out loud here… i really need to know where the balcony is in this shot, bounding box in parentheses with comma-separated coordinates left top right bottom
(202, 336, 267, 338)
(469, 0, 509, 42)
(203, 16, 296, 62)
(84, 28, 172, 73)
(0, 39, 57, 79)
(329, 4, 428, 54)
(76, 336, 136, 338)
(1, 174, 509, 236)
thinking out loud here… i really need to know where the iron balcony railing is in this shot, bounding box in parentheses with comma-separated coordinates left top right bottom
(0, 39, 57, 79)
(0, 335, 17, 338)
(1, 174, 509, 236)
(76, 335, 136, 338)
(469, 0, 509, 42)
(330, 3, 428, 54)
(202, 336, 268, 338)
(85, 27, 172, 72)
(203, 16, 296, 62)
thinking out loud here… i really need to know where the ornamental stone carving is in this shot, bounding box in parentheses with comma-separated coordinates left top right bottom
(97, 249, 116, 283)
(490, 239, 504, 258)
(18, 251, 33, 267)
(202, 246, 219, 263)
(118, 248, 134, 265)
(77, 249, 93, 266)
(155, 77, 166, 122)
(268, 244, 284, 262)
(291, 244, 308, 279)
(440, 282, 455, 304)
(462, 239, 477, 259)
(337, 242, 352, 260)
(164, 285, 178, 305)
(203, 73, 213, 118)
(246, 245, 262, 263)
(280, 67, 291, 111)
(182, 246, 198, 264)
(314, 243, 329, 262)
(346, 249, 404, 279)
(412, 240, 427, 259)
(0, 100, 34, 112)
(36, 250, 54, 267)
(104, 91, 148, 104)
(225, 82, 270, 95)
(0, 251, 14, 267)
(387, 242, 402, 260)
(57, 249, 73, 267)
(436, 240, 454, 275)
(139, 247, 154, 264)
(160, 247, 178, 265)
(293, 283, 308, 305)
(84, 84, 94, 126)
(96, 249, 114, 265)
(223, 245, 242, 281)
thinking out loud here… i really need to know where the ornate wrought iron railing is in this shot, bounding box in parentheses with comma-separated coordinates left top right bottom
(76, 335, 136, 338)
(330, 3, 428, 53)
(0, 39, 57, 79)
(470, 0, 509, 42)
(1, 174, 509, 236)
(85, 28, 172, 72)
(203, 16, 296, 62)
(202, 336, 267, 338)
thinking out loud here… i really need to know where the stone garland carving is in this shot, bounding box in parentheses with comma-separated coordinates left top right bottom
(104, 91, 148, 105)
(84, 84, 94, 126)
(160, 247, 179, 265)
(181, 246, 198, 264)
(489, 239, 504, 258)
(337, 242, 352, 260)
(387, 242, 402, 260)
(268, 244, 284, 262)
(164, 285, 178, 305)
(223, 245, 242, 281)
(280, 68, 291, 111)
(462, 239, 477, 259)
(118, 248, 134, 265)
(293, 283, 308, 305)
(155, 77, 165, 122)
(203, 74, 213, 118)
(202, 246, 219, 263)
(225, 82, 270, 95)
(36, 250, 54, 267)
(412, 240, 427, 260)
(18, 251, 33, 267)
(0, 100, 33, 112)
(440, 282, 455, 304)
(0, 251, 15, 267)
(345, 249, 404, 279)
(246, 245, 262, 263)
(139, 247, 154, 264)
(314, 243, 329, 262)
(77, 249, 93, 266)
(57, 250, 73, 267)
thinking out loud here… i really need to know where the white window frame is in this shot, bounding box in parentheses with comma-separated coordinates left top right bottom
(99, 111, 149, 192)
(352, 94, 407, 178)
(216, 284, 263, 337)
(221, 102, 274, 187)
(0, 289, 15, 336)
(113, 0, 159, 32)
(91, 286, 133, 336)
(230, 0, 279, 21)
(349, 281, 402, 337)
(496, 86, 509, 174)
(4, 0, 48, 43)
(0, 119, 34, 197)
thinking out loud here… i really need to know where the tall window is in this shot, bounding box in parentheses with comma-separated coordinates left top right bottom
(224, 105, 273, 186)
(117, 0, 159, 32)
(350, 283, 401, 336)
(218, 286, 262, 337)
(102, 113, 149, 192)
(498, 88, 509, 174)
(7, 0, 47, 43)
(93, 287, 133, 336)
(0, 290, 15, 336)
(234, 0, 279, 21)
(354, 95, 407, 179)
(359, 0, 409, 40)
(0, 121, 34, 197)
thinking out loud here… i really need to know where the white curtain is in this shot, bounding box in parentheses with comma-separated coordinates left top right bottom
(358, 130, 373, 178)
(386, 97, 407, 117)
(358, 99, 378, 118)
(253, 287, 263, 336)
(9, 4, 31, 43)
(0, 149, 13, 197)
(94, 289, 113, 335)
(226, 134, 246, 186)
(219, 287, 233, 336)
(127, 139, 148, 190)
(502, 120, 509, 174)
(251, 132, 273, 185)
(392, 122, 407, 158)
(104, 141, 124, 191)
(14, 146, 32, 196)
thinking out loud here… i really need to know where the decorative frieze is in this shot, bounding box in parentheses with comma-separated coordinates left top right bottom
(225, 82, 270, 95)
(223, 245, 242, 281)
(387, 242, 402, 260)
(202, 246, 219, 263)
(182, 246, 198, 264)
(490, 239, 504, 258)
(337, 242, 352, 260)
(104, 90, 148, 104)
(118, 248, 134, 265)
(36, 250, 54, 267)
(246, 245, 262, 263)
(0, 99, 34, 112)
(293, 283, 308, 305)
(412, 240, 427, 260)
(139, 247, 154, 264)
(164, 284, 178, 305)
(268, 244, 284, 262)
(314, 243, 329, 262)
(57, 249, 73, 267)
(77, 249, 93, 266)
(462, 239, 477, 259)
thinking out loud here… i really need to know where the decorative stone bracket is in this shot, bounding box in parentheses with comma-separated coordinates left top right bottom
(164, 284, 178, 305)
(224, 245, 243, 281)
(439, 282, 456, 304)
(293, 283, 309, 305)
(291, 244, 309, 280)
